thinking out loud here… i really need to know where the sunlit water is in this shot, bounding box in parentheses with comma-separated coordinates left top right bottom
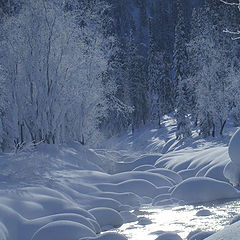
(114, 200, 240, 240)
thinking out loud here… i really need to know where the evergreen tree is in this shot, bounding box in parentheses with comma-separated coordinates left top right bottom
(173, 0, 191, 139)
(99, 39, 134, 137)
(126, 29, 149, 132)
(148, 18, 173, 126)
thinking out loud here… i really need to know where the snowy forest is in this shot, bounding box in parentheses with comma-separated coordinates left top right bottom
(3, 1, 240, 240)
(0, 0, 240, 150)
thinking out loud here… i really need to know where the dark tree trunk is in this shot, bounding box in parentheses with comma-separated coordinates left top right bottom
(220, 119, 226, 136)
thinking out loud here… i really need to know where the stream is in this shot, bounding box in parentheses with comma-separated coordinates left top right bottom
(115, 199, 240, 239)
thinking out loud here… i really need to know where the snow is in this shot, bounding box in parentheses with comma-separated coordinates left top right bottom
(147, 168, 183, 184)
(188, 231, 215, 240)
(115, 154, 162, 172)
(171, 177, 240, 204)
(155, 231, 182, 240)
(137, 217, 152, 225)
(80, 232, 128, 240)
(31, 220, 97, 240)
(152, 194, 171, 206)
(224, 128, 240, 185)
(95, 179, 159, 198)
(120, 211, 138, 223)
(0, 124, 240, 239)
(228, 128, 240, 166)
(204, 221, 240, 240)
(195, 209, 212, 217)
(89, 207, 124, 229)
(133, 164, 156, 171)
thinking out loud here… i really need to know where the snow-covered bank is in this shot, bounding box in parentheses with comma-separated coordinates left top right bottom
(0, 125, 240, 239)
(205, 220, 240, 240)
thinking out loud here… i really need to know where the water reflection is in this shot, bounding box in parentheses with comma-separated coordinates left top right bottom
(116, 200, 240, 240)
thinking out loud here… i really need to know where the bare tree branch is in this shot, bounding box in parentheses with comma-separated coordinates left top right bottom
(220, 1, 240, 39)
(220, 0, 240, 6)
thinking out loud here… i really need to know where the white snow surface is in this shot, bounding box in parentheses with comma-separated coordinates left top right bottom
(0, 122, 240, 239)
(204, 220, 240, 240)
(224, 128, 240, 185)
(171, 177, 240, 204)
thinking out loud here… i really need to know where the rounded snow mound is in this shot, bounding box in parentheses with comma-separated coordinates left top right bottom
(115, 154, 161, 172)
(148, 168, 182, 184)
(132, 165, 156, 171)
(224, 129, 240, 186)
(89, 207, 123, 228)
(188, 231, 215, 240)
(228, 129, 240, 166)
(80, 232, 127, 240)
(31, 220, 96, 240)
(120, 211, 137, 223)
(155, 231, 182, 240)
(195, 209, 212, 217)
(95, 179, 159, 198)
(171, 177, 240, 204)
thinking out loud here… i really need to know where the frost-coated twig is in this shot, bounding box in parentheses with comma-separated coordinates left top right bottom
(220, 0, 240, 7)
(220, 0, 240, 39)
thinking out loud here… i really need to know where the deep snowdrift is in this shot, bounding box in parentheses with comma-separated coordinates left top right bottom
(0, 124, 239, 239)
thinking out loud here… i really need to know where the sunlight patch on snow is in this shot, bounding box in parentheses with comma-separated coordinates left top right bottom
(116, 200, 240, 240)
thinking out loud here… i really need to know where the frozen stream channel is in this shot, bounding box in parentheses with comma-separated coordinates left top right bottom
(114, 199, 240, 240)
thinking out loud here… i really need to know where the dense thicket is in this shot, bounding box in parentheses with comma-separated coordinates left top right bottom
(0, 0, 240, 150)
(0, 0, 131, 150)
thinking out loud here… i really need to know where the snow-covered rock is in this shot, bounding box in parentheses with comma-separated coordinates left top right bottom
(152, 194, 171, 206)
(224, 161, 240, 186)
(154, 231, 182, 240)
(228, 129, 240, 166)
(195, 209, 212, 217)
(120, 211, 137, 223)
(153, 199, 175, 206)
(138, 217, 152, 225)
(31, 220, 96, 240)
(188, 231, 215, 240)
(115, 154, 161, 172)
(89, 207, 123, 229)
(133, 164, 156, 171)
(111, 171, 173, 187)
(97, 192, 141, 208)
(204, 164, 228, 182)
(80, 232, 127, 240)
(95, 179, 159, 198)
(224, 129, 240, 186)
(171, 177, 240, 204)
(148, 168, 182, 184)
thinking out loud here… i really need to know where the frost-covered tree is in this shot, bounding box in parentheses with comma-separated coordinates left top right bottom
(99, 39, 134, 137)
(0, 0, 113, 149)
(188, 4, 239, 136)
